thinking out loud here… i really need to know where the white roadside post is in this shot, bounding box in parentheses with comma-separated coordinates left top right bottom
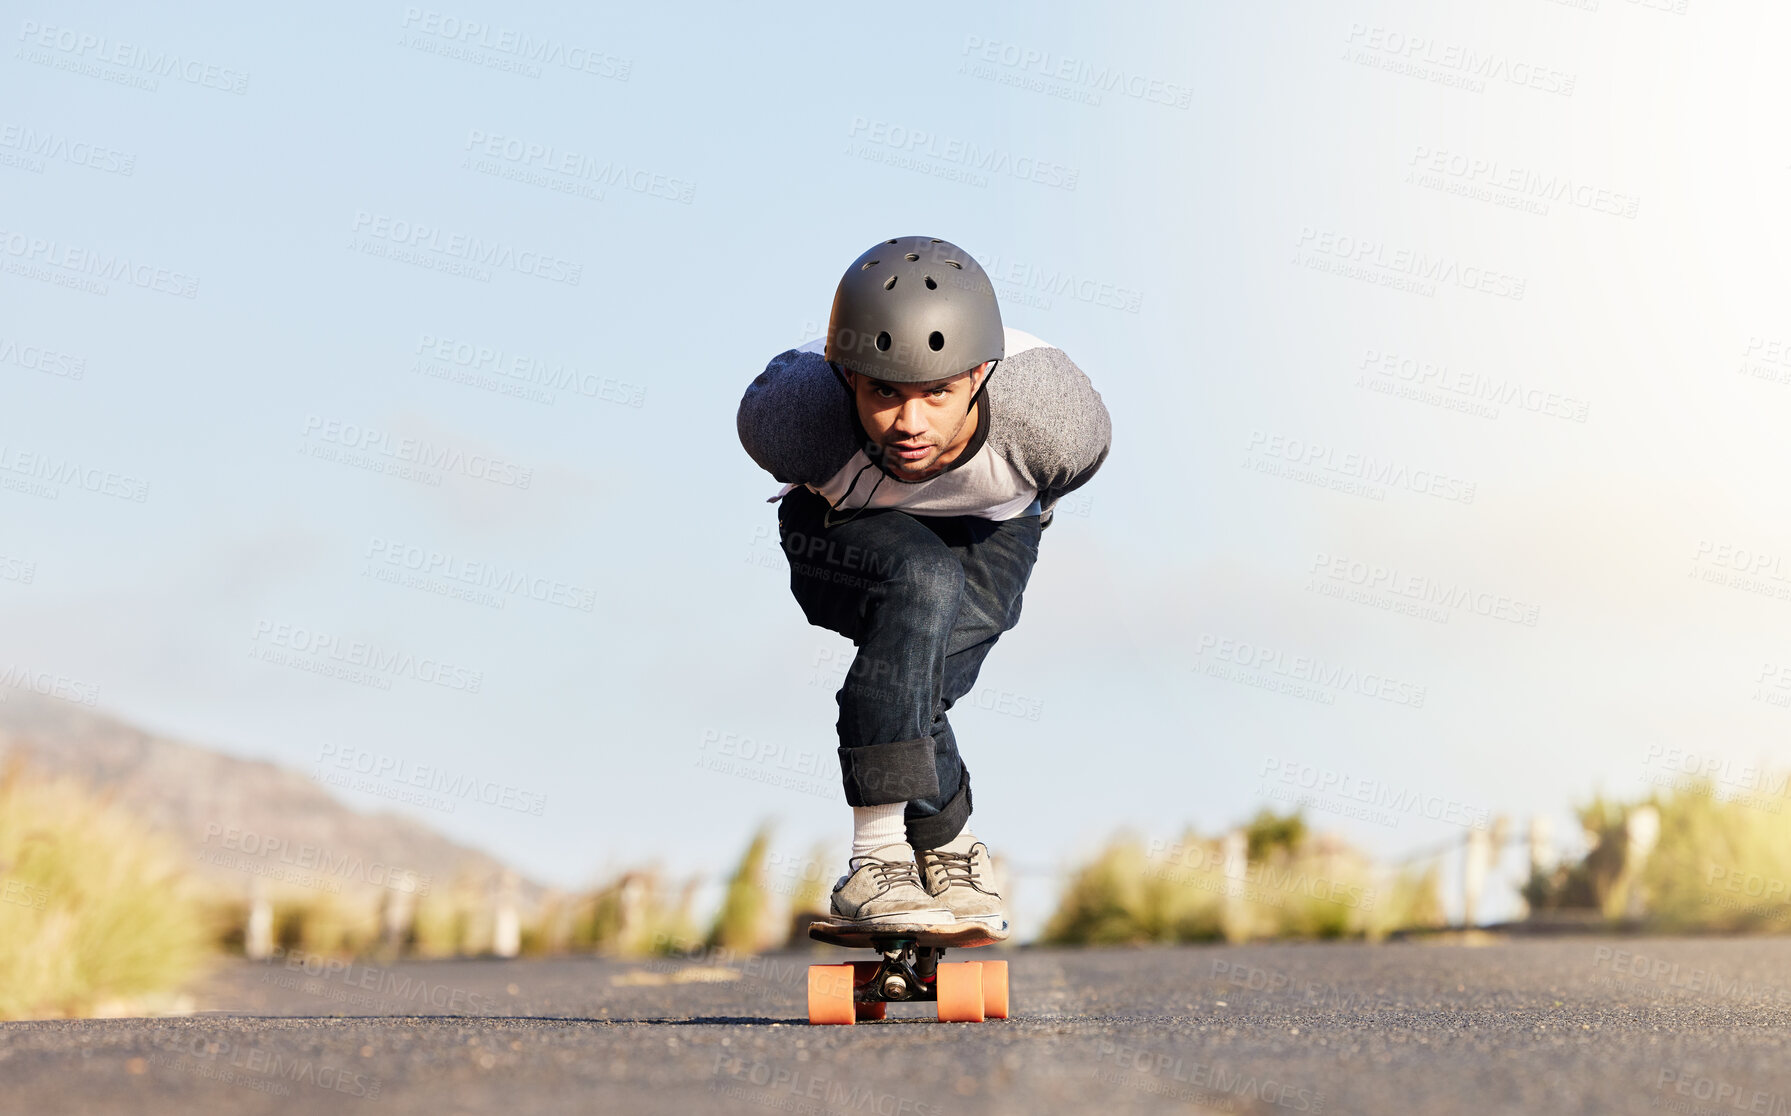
(1624, 806, 1661, 921)
(245, 877, 274, 960)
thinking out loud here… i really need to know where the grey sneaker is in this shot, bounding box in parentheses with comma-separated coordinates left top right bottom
(916, 833, 1009, 939)
(827, 843, 955, 929)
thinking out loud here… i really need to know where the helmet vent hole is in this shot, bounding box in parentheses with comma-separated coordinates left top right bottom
(876, 331, 892, 352)
(924, 276, 937, 290)
(930, 238, 942, 243)
(861, 259, 880, 270)
(945, 259, 962, 269)
(928, 331, 945, 352)
(883, 275, 897, 290)
(904, 253, 919, 262)
(887, 239, 899, 244)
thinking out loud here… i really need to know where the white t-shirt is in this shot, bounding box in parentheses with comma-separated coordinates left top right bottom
(772, 328, 1052, 520)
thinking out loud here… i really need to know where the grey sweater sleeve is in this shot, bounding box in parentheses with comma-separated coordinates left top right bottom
(736, 349, 859, 485)
(987, 345, 1112, 527)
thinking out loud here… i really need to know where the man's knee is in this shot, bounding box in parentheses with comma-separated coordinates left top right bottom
(886, 550, 965, 609)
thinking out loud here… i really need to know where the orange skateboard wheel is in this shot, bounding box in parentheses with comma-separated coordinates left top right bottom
(850, 962, 885, 1021)
(808, 964, 856, 1025)
(980, 960, 1008, 1019)
(935, 962, 985, 1023)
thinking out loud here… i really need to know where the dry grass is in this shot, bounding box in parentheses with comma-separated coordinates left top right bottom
(0, 764, 212, 1018)
(1044, 815, 1444, 945)
(1526, 776, 1791, 931)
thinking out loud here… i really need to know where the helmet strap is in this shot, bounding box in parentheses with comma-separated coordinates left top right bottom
(965, 359, 999, 415)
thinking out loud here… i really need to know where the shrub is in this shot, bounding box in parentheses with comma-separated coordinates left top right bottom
(0, 765, 211, 1018)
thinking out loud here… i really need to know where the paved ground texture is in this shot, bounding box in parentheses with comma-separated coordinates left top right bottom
(5, 937, 1791, 1115)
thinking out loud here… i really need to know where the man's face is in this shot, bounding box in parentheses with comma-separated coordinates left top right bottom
(843, 362, 989, 479)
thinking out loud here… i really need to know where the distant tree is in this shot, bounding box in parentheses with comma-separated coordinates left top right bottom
(1243, 808, 1308, 862)
(706, 824, 773, 952)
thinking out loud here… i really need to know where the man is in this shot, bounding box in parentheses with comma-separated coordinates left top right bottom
(736, 235, 1111, 937)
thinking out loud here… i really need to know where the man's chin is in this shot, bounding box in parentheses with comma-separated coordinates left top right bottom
(887, 454, 940, 478)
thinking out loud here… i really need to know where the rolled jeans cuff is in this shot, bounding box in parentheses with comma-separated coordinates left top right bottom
(906, 775, 972, 853)
(838, 736, 938, 806)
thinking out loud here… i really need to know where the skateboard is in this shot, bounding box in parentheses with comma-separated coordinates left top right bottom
(805, 919, 1009, 1024)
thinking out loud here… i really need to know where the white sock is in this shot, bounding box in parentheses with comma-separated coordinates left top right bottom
(850, 803, 909, 866)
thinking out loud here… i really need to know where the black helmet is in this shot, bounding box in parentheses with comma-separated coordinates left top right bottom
(824, 236, 1004, 384)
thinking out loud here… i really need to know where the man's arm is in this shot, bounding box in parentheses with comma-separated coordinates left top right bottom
(736, 348, 858, 485)
(991, 345, 1112, 527)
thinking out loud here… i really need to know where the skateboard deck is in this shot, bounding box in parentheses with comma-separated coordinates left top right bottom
(807, 918, 1007, 951)
(805, 920, 1011, 1025)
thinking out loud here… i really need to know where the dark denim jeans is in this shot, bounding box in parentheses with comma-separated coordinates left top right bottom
(777, 485, 1042, 851)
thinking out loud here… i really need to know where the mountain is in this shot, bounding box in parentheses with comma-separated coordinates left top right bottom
(0, 691, 539, 906)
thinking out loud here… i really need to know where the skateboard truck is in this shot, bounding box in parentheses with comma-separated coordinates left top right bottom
(806, 933, 1008, 1024)
(859, 938, 938, 1004)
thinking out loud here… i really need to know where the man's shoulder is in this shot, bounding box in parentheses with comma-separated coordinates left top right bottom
(985, 328, 1107, 467)
(989, 328, 1090, 409)
(737, 346, 855, 484)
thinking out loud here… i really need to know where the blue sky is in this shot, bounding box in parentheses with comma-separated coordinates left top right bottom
(5, 0, 1790, 932)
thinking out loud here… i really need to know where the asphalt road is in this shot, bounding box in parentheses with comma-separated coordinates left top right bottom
(5, 936, 1791, 1115)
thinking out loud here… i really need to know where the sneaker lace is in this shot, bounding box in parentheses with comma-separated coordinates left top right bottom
(925, 849, 979, 889)
(864, 858, 923, 890)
